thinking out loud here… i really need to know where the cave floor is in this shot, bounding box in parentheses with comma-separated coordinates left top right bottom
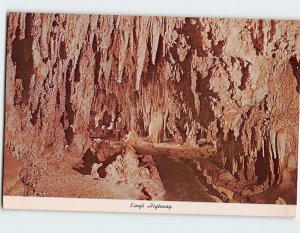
(4, 139, 297, 204)
(152, 155, 216, 202)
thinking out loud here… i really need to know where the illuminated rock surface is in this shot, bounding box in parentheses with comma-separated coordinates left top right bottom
(4, 13, 299, 203)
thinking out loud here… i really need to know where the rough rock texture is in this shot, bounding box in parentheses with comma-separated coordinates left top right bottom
(4, 13, 299, 203)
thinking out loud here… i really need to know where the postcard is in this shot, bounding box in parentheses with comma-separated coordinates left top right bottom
(3, 12, 299, 217)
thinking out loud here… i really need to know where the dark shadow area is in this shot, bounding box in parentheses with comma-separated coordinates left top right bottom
(96, 152, 120, 178)
(73, 148, 99, 175)
(73, 148, 122, 178)
(11, 13, 34, 106)
(64, 60, 75, 145)
(141, 187, 152, 200)
(289, 56, 300, 93)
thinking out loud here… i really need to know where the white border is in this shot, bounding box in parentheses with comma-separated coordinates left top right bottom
(0, 1, 300, 233)
(3, 196, 296, 217)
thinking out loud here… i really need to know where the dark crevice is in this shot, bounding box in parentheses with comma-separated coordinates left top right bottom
(196, 68, 219, 128)
(92, 34, 98, 53)
(141, 187, 152, 200)
(47, 40, 52, 60)
(136, 111, 148, 137)
(238, 59, 250, 91)
(289, 56, 300, 93)
(64, 60, 75, 145)
(170, 48, 197, 121)
(268, 20, 276, 43)
(74, 49, 83, 82)
(175, 113, 189, 142)
(177, 18, 207, 57)
(97, 152, 121, 178)
(85, 22, 92, 42)
(250, 19, 264, 55)
(73, 148, 100, 175)
(263, 135, 273, 186)
(211, 40, 225, 57)
(59, 41, 67, 60)
(220, 130, 244, 177)
(244, 156, 249, 180)
(56, 90, 61, 107)
(141, 35, 164, 88)
(12, 13, 34, 106)
(255, 148, 268, 185)
(94, 51, 101, 86)
(273, 143, 280, 185)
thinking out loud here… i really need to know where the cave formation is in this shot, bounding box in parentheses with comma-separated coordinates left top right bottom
(3, 13, 299, 204)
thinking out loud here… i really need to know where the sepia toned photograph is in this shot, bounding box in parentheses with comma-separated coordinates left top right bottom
(2, 12, 299, 215)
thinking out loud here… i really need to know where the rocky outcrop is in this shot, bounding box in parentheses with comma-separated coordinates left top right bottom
(4, 13, 299, 203)
(104, 146, 164, 200)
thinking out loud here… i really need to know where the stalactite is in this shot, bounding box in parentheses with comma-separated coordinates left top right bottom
(4, 13, 299, 203)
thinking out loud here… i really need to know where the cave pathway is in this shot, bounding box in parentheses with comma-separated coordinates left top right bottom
(152, 155, 216, 202)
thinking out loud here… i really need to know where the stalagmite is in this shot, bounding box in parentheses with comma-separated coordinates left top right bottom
(3, 13, 299, 204)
